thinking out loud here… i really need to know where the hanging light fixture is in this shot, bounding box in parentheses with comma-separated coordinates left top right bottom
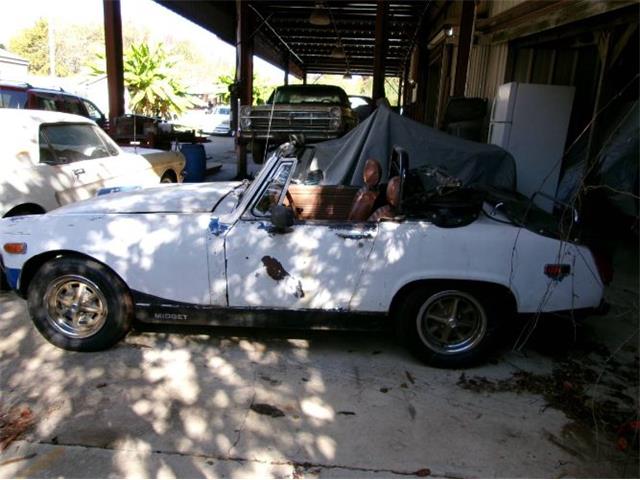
(309, 2, 330, 26)
(330, 42, 345, 59)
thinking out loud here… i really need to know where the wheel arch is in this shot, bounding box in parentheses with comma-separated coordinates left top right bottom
(388, 279, 518, 319)
(161, 169, 178, 182)
(3, 203, 46, 218)
(18, 250, 130, 298)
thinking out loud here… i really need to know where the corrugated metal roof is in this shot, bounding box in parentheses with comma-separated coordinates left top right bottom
(157, 1, 431, 77)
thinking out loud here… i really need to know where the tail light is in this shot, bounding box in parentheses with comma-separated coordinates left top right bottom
(544, 264, 571, 280)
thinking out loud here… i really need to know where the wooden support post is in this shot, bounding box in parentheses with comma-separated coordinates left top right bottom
(452, 0, 476, 97)
(402, 61, 411, 108)
(235, 0, 254, 179)
(283, 52, 290, 85)
(585, 31, 611, 177)
(103, 0, 124, 124)
(302, 72, 307, 84)
(372, 0, 388, 101)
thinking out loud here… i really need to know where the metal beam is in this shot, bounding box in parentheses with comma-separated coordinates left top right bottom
(103, 0, 124, 122)
(372, 0, 388, 100)
(235, 0, 253, 179)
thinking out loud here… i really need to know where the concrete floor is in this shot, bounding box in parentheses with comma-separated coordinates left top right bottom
(0, 138, 638, 478)
(202, 135, 263, 181)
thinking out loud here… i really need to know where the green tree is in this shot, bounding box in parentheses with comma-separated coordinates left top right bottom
(93, 42, 194, 118)
(8, 18, 50, 75)
(216, 71, 279, 105)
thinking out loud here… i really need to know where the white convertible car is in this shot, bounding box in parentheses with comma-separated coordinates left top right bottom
(0, 144, 606, 367)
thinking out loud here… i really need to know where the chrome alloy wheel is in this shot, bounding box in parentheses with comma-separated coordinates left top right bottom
(416, 290, 487, 355)
(44, 275, 108, 338)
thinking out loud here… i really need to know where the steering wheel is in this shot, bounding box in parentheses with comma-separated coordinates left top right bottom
(285, 191, 299, 219)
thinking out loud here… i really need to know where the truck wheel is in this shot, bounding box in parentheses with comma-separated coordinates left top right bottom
(27, 257, 133, 351)
(397, 285, 502, 368)
(251, 140, 266, 164)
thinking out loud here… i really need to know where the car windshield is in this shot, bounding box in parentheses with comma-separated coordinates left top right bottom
(253, 161, 294, 216)
(215, 107, 230, 115)
(267, 86, 347, 105)
(0, 88, 28, 108)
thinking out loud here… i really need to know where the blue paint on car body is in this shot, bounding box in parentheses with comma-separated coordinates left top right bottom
(208, 217, 229, 236)
(4, 267, 20, 289)
(97, 185, 142, 196)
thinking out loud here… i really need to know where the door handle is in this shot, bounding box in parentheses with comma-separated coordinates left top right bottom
(334, 230, 373, 240)
(73, 168, 86, 176)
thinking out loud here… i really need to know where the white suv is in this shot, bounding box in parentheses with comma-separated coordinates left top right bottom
(1, 109, 185, 218)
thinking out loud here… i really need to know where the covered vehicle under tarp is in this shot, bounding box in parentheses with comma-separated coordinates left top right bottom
(296, 105, 516, 190)
(557, 101, 639, 219)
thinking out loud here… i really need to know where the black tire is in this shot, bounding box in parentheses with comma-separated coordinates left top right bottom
(251, 140, 266, 164)
(161, 172, 176, 183)
(27, 257, 133, 351)
(396, 283, 504, 368)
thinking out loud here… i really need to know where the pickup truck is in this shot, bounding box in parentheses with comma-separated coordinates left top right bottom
(239, 84, 358, 163)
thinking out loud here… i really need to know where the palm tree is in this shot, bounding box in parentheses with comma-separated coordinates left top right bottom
(93, 42, 194, 118)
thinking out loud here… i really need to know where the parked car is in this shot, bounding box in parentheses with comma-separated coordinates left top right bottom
(0, 142, 606, 367)
(0, 81, 108, 130)
(349, 95, 375, 122)
(239, 84, 358, 163)
(0, 109, 185, 218)
(211, 105, 232, 136)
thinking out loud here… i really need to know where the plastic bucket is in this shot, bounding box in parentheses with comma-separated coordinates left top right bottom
(180, 143, 206, 182)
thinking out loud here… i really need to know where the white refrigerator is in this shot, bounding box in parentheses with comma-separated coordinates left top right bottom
(488, 82, 575, 212)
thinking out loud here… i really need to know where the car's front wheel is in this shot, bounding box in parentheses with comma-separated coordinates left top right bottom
(398, 285, 502, 368)
(27, 257, 133, 351)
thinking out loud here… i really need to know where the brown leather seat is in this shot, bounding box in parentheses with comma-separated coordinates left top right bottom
(347, 158, 382, 221)
(368, 176, 401, 222)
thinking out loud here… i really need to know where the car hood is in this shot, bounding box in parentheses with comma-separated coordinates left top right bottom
(49, 182, 243, 215)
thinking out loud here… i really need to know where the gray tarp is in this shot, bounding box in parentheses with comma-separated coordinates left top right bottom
(557, 101, 638, 217)
(304, 105, 516, 189)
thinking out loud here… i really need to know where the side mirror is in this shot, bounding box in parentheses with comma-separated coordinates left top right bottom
(270, 204, 294, 232)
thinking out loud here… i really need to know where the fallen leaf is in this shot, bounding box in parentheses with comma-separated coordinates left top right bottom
(250, 403, 285, 418)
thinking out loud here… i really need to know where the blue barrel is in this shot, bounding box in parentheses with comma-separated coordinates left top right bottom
(180, 143, 206, 182)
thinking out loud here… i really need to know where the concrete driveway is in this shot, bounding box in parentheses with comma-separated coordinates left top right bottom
(1, 257, 637, 479)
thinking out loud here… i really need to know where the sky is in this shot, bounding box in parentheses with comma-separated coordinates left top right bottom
(0, 0, 285, 81)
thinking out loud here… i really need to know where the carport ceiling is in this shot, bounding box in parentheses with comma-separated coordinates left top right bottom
(157, 1, 430, 77)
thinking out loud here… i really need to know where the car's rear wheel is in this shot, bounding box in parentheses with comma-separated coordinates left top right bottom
(397, 285, 502, 368)
(27, 257, 133, 351)
(161, 172, 176, 183)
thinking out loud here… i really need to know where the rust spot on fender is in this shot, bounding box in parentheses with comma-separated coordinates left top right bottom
(261, 256, 289, 281)
(260, 256, 305, 298)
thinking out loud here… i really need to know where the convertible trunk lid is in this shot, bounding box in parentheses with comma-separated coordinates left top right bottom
(48, 182, 242, 215)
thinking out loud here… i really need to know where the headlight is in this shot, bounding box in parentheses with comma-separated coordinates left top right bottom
(240, 117, 252, 129)
(240, 106, 252, 116)
(330, 107, 341, 117)
(330, 117, 342, 129)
